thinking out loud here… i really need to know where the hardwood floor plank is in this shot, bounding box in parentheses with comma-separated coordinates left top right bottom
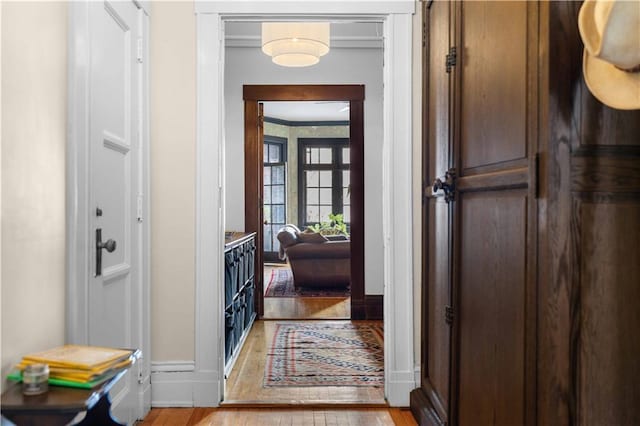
(263, 266, 351, 319)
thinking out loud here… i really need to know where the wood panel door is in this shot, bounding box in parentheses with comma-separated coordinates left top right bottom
(412, 2, 539, 425)
(412, 1, 454, 425)
(453, 2, 539, 425)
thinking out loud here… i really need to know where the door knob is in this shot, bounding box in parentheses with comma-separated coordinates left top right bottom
(98, 238, 117, 253)
(96, 228, 117, 277)
(431, 168, 457, 203)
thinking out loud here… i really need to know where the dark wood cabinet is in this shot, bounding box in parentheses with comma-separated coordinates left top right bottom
(224, 232, 257, 373)
(412, 1, 640, 425)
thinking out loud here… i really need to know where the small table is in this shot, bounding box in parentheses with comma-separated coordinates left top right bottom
(1, 349, 140, 426)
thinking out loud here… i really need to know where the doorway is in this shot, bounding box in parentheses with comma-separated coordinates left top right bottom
(243, 85, 366, 321)
(261, 100, 353, 320)
(194, 7, 415, 406)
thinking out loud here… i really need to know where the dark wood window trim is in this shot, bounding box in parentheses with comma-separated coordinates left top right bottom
(243, 84, 369, 319)
(264, 135, 287, 162)
(297, 138, 350, 228)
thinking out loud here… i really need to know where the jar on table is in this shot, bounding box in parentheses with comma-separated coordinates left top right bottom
(22, 363, 49, 396)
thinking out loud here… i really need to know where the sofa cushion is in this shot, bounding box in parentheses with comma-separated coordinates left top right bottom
(296, 231, 328, 244)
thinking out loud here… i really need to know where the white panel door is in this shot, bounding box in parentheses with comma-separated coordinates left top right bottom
(88, 1, 141, 423)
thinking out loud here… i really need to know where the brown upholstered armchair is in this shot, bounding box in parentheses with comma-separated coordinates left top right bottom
(276, 225, 350, 289)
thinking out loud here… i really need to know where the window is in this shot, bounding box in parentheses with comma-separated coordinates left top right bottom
(298, 138, 350, 228)
(263, 136, 287, 257)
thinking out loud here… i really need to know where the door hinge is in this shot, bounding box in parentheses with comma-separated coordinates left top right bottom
(445, 305, 454, 325)
(534, 153, 540, 199)
(137, 38, 143, 63)
(446, 46, 457, 73)
(422, 21, 427, 47)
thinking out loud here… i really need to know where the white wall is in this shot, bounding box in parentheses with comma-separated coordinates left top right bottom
(150, 1, 196, 362)
(1, 1, 67, 390)
(225, 44, 385, 295)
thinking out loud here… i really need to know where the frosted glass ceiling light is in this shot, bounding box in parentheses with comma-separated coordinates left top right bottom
(262, 22, 330, 67)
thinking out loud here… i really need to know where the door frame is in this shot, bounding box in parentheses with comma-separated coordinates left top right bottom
(244, 84, 365, 319)
(195, 1, 415, 407)
(66, 0, 151, 418)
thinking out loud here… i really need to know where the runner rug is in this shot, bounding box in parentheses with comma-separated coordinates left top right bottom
(264, 322, 384, 387)
(264, 268, 350, 298)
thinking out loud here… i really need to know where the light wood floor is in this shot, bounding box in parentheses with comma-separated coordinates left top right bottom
(263, 265, 350, 319)
(140, 407, 418, 426)
(224, 320, 386, 405)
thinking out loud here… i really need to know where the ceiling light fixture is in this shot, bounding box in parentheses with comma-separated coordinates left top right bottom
(262, 22, 330, 67)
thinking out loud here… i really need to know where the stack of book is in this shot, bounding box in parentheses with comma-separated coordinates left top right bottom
(9, 345, 135, 389)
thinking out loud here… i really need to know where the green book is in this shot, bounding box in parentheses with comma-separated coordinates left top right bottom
(7, 369, 118, 389)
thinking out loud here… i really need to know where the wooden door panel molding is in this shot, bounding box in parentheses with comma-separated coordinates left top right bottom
(243, 84, 367, 319)
(457, 190, 528, 426)
(460, 1, 528, 170)
(426, 200, 450, 414)
(456, 167, 529, 193)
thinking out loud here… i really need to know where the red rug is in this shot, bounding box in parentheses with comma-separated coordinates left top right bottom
(263, 322, 384, 387)
(264, 268, 350, 298)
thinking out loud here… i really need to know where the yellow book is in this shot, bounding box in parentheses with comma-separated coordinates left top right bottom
(19, 345, 133, 372)
(16, 358, 133, 382)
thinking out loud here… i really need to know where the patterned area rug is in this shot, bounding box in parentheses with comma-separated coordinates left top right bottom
(264, 322, 384, 387)
(265, 268, 350, 298)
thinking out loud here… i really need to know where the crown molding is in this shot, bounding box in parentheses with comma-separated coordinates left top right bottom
(195, 1, 415, 15)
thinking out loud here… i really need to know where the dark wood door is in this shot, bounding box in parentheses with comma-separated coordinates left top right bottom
(413, 1, 454, 425)
(453, 2, 538, 425)
(413, 2, 539, 425)
(414, 2, 640, 425)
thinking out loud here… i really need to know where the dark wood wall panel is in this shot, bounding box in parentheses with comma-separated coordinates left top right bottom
(579, 83, 640, 147)
(458, 190, 527, 426)
(426, 199, 450, 417)
(572, 156, 640, 193)
(460, 1, 528, 170)
(541, 2, 640, 425)
(578, 202, 640, 426)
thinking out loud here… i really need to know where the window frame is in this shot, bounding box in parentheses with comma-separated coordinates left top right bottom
(297, 137, 350, 228)
(263, 135, 288, 258)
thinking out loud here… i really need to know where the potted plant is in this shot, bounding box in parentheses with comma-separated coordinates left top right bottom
(307, 213, 349, 237)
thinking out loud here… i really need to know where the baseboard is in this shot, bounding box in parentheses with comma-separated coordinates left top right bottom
(365, 295, 384, 320)
(386, 370, 415, 406)
(151, 362, 195, 407)
(150, 361, 219, 407)
(414, 365, 421, 388)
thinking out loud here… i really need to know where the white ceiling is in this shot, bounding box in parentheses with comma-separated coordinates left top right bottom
(229, 21, 380, 122)
(263, 101, 349, 122)
(225, 21, 382, 42)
